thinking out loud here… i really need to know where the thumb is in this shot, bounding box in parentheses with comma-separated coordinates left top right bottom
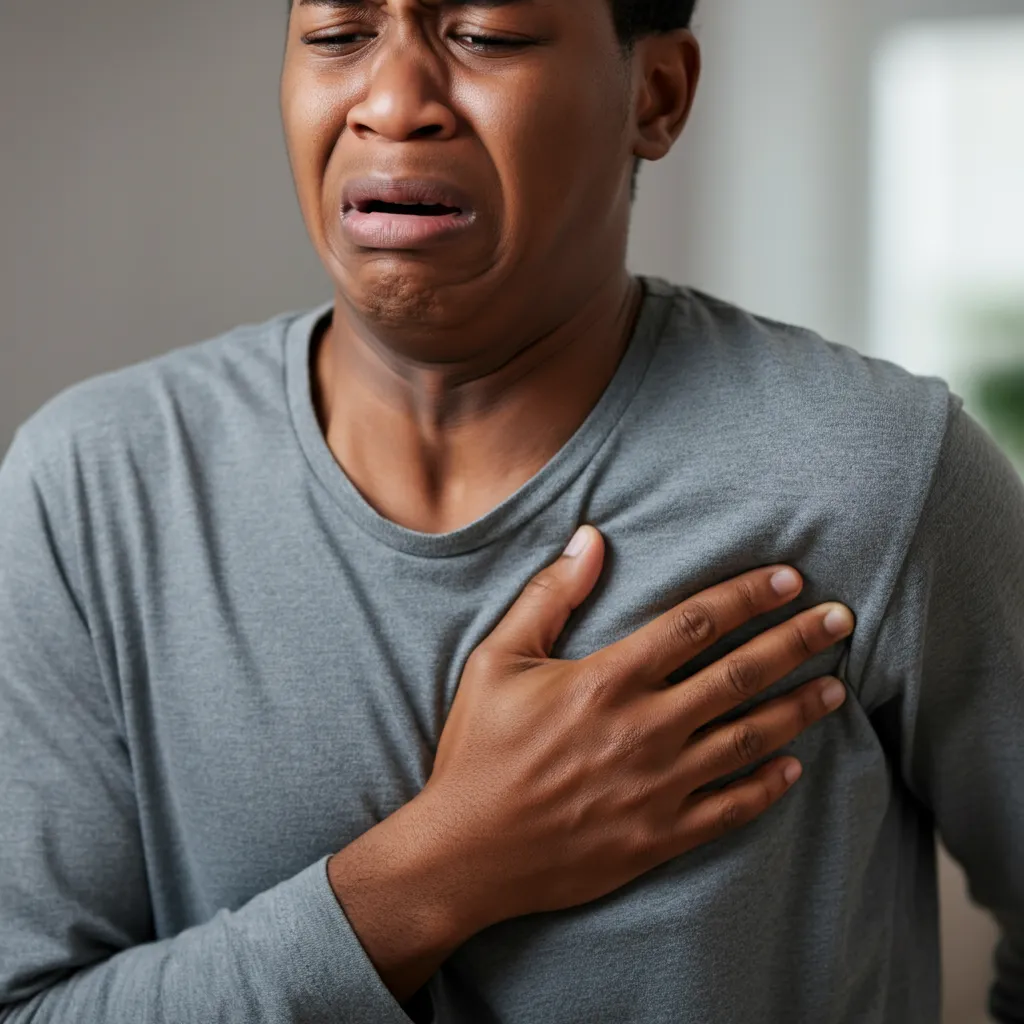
(485, 525, 605, 660)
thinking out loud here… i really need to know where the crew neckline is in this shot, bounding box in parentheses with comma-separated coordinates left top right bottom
(285, 275, 677, 558)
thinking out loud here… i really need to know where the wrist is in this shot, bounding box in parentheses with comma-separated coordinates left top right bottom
(388, 789, 498, 945)
(328, 795, 483, 961)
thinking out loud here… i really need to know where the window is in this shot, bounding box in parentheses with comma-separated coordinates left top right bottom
(869, 18, 1024, 473)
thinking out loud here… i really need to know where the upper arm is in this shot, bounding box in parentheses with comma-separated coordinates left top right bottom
(0, 427, 153, 1004)
(858, 399, 1024, 1019)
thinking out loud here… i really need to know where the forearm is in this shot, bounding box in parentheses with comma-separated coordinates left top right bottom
(327, 794, 490, 1008)
(2, 851, 441, 1024)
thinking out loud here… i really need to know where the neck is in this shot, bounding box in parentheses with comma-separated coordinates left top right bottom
(311, 267, 644, 535)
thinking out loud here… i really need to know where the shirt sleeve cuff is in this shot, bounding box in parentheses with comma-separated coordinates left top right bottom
(250, 854, 422, 1023)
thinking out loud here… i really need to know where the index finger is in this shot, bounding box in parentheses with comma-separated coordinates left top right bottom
(585, 565, 804, 689)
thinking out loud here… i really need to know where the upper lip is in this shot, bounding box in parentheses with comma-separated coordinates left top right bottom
(341, 177, 473, 215)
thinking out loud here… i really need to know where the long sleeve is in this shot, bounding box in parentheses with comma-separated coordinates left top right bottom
(857, 395, 1024, 1023)
(0, 427, 417, 1023)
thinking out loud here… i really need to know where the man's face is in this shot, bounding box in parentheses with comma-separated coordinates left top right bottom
(280, 0, 643, 355)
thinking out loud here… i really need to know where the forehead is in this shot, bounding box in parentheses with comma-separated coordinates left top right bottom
(295, 0, 548, 9)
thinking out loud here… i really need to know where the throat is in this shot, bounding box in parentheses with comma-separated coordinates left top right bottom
(340, 434, 547, 535)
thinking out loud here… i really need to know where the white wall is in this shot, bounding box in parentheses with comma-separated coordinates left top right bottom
(0, 0, 329, 451)
(630, 0, 1024, 353)
(628, 0, 871, 350)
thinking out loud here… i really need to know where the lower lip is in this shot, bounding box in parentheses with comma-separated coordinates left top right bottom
(341, 209, 475, 249)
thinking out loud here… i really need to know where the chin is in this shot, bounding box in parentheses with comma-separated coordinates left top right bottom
(348, 262, 447, 327)
(338, 249, 503, 333)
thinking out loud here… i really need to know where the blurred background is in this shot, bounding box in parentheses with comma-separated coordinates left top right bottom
(1, 1, 1021, 1021)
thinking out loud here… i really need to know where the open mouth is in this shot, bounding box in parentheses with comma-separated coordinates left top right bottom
(356, 199, 462, 217)
(340, 177, 476, 248)
(341, 177, 473, 217)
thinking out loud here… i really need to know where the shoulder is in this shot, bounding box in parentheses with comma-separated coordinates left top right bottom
(658, 280, 951, 447)
(6, 306, 316, 489)
(644, 278, 954, 510)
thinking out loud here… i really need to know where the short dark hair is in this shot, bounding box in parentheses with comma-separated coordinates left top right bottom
(611, 1, 699, 47)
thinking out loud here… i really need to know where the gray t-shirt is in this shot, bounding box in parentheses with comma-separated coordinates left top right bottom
(1, 276, 1023, 1024)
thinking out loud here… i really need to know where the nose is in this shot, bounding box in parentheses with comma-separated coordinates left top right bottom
(346, 34, 458, 144)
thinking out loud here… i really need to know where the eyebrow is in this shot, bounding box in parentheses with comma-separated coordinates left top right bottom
(297, 0, 530, 8)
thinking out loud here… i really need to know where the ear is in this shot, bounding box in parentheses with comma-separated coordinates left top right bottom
(631, 30, 702, 162)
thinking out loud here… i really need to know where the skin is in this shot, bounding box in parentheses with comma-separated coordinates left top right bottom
(280, 0, 701, 533)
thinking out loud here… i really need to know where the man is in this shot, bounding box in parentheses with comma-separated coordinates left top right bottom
(1, 0, 1022, 1022)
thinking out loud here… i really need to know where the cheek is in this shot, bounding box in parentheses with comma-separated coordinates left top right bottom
(461, 69, 628, 234)
(281, 73, 350, 234)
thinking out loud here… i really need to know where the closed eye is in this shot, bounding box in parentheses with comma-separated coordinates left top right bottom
(456, 34, 535, 51)
(302, 31, 375, 51)
(300, 30, 537, 55)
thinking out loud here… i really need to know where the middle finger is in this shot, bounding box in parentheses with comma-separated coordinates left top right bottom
(659, 602, 855, 734)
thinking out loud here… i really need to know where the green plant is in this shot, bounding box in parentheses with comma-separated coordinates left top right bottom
(971, 366, 1024, 459)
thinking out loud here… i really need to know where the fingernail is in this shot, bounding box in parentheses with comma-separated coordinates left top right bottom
(564, 526, 590, 558)
(770, 568, 801, 596)
(823, 605, 854, 636)
(783, 761, 803, 785)
(821, 680, 847, 710)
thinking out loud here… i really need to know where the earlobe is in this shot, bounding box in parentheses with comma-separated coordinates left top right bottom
(632, 30, 702, 163)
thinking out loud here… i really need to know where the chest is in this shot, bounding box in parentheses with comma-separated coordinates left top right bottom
(114, 490, 876, 933)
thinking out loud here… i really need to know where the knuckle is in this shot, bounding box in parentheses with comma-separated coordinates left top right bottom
(760, 775, 782, 809)
(717, 797, 744, 833)
(670, 600, 717, 649)
(466, 643, 503, 680)
(797, 689, 823, 729)
(605, 719, 646, 764)
(733, 723, 765, 763)
(734, 577, 762, 617)
(625, 815, 659, 860)
(724, 654, 762, 700)
(524, 572, 558, 600)
(620, 772, 658, 820)
(789, 620, 818, 659)
(575, 659, 618, 707)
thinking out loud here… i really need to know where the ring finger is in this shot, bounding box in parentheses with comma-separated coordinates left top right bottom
(676, 675, 847, 794)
